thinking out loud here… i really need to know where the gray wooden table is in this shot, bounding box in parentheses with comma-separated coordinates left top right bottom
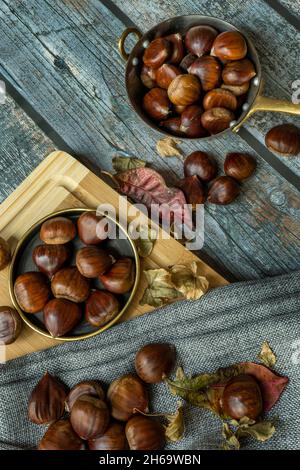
(0, 0, 299, 282)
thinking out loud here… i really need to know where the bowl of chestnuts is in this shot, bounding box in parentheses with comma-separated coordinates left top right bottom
(118, 15, 300, 139)
(9, 208, 140, 341)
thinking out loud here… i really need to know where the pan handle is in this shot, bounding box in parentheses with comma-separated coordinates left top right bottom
(118, 27, 143, 61)
(233, 94, 300, 132)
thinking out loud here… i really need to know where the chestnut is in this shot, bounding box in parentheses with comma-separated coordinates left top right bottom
(28, 372, 68, 425)
(211, 31, 247, 61)
(177, 176, 206, 208)
(107, 374, 149, 421)
(0, 237, 10, 271)
(99, 257, 135, 294)
(168, 74, 201, 106)
(88, 421, 127, 450)
(208, 176, 240, 205)
(188, 56, 222, 91)
(143, 88, 171, 121)
(76, 246, 112, 278)
(40, 216, 76, 245)
(135, 343, 176, 383)
(265, 123, 300, 156)
(221, 374, 263, 420)
(77, 211, 109, 245)
(203, 88, 237, 111)
(125, 415, 165, 450)
(166, 33, 185, 64)
(14, 272, 51, 313)
(0, 306, 22, 345)
(32, 244, 70, 278)
(38, 419, 85, 450)
(201, 107, 235, 134)
(184, 151, 218, 183)
(180, 105, 208, 138)
(143, 38, 171, 69)
(70, 394, 110, 440)
(224, 152, 256, 181)
(66, 381, 105, 412)
(156, 64, 181, 89)
(159, 117, 184, 136)
(140, 64, 157, 89)
(222, 59, 256, 86)
(221, 81, 250, 96)
(185, 25, 218, 57)
(180, 53, 197, 71)
(51, 267, 90, 303)
(174, 104, 187, 114)
(43, 298, 82, 337)
(85, 290, 119, 327)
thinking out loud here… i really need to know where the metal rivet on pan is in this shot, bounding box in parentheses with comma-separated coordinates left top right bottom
(143, 40, 150, 48)
(253, 77, 259, 86)
(242, 103, 249, 111)
(132, 57, 138, 66)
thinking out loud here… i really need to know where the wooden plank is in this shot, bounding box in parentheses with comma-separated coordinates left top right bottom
(276, 0, 300, 20)
(0, 0, 299, 280)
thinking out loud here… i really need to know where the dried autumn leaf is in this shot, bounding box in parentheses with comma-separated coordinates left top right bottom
(156, 137, 183, 158)
(170, 262, 209, 300)
(222, 423, 240, 450)
(135, 225, 157, 258)
(258, 341, 276, 368)
(140, 268, 183, 308)
(112, 156, 146, 173)
(164, 402, 185, 442)
(236, 420, 275, 442)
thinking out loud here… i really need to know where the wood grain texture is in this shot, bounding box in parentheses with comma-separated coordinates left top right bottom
(277, 0, 300, 20)
(0, 0, 299, 280)
(0, 151, 227, 359)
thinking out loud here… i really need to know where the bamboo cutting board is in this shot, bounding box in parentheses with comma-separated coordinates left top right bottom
(0, 151, 228, 361)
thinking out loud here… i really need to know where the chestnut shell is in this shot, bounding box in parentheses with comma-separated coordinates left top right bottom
(88, 421, 127, 450)
(0, 306, 22, 345)
(40, 217, 76, 245)
(32, 244, 70, 278)
(77, 211, 108, 245)
(51, 267, 90, 303)
(265, 123, 300, 156)
(85, 290, 120, 327)
(70, 395, 110, 440)
(43, 298, 82, 337)
(125, 415, 165, 450)
(107, 374, 149, 421)
(224, 153, 256, 181)
(208, 176, 240, 205)
(66, 380, 105, 412)
(76, 246, 112, 278)
(135, 343, 176, 383)
(221, 374, 263, 420)
(99, 257, 135, 294)
(14, 272, 51, 314)
(184, 151, 218, 183)
(38, 419, 85, 450)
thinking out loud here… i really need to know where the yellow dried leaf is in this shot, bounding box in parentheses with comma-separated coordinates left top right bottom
(156, 137, 183, 158)
(258, 341, 276, 368)
(165, 402, 185, 442)
(136, 225, 157, 258)
(170, 262, 209, 300)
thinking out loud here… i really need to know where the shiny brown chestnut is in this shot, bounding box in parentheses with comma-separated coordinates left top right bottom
(28, 372, 68, 425)
(143, 38, 171, 69)
(140, 64, 157, 89)
(224, 153, 256, 181)
(180, 53, 197, 71)
(125, 415, 165, 450)
(184, 151, 218, 183)
(203, 88, 237, 111)
(40, 217, 76, 245)
(180, 105, 207, 138)
(166, 33, 185, 64)
(0, 237, 10, 271)
(43, 299, 82, 337)
(14, 272, 51, 313)
(33, 244, 70, 278)
(51, 267, 90, 303)
(38, 419, 85, 450)
(201, 107, 235, 134)
(221, 81, 250, 96)
(76, 246, 112, 278)
(143, 88, 171, 121)
(66, 381, 105, 412)
(174, 105, 187, 114)
(211, 31, 247, 61)
(222, 59, 256, 86)
(107, 374, 149, 421)
(168, 74, 201, 106)
(85, 290, 120, 327)
(208, 176, 240, 205)
(177, 175, 206, 208)
(221, 374, 263, 420)
(185, 25, 218, 57)
(0, 306, 22, 345)
(99, 257, 135, 294)
(156, 64, 181, 89)
(88, 421, 127, 450)
(135, 343, 176, 383)
(70, 395, 110, 440)
(188, 56, 222, 92)
(265, 123, 300, 156)
(159, 117, 184, 136)
(77, 211, 109, 245)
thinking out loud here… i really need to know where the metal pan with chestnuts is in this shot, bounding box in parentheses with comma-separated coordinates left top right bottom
(118, 15, 300, 141)
(9, 208, 140, 342)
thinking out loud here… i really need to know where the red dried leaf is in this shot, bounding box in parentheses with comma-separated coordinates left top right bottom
(115, 167, 193, 229)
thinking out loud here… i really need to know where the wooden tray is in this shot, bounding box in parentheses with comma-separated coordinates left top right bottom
(0, 151, 228, 360)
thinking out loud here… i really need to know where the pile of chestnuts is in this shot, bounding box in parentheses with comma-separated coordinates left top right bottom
(178, 149, 256, 206)
(13, 212, 135, 338)
(141, 26, 256, 137)
(28, 342, 177, 450)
